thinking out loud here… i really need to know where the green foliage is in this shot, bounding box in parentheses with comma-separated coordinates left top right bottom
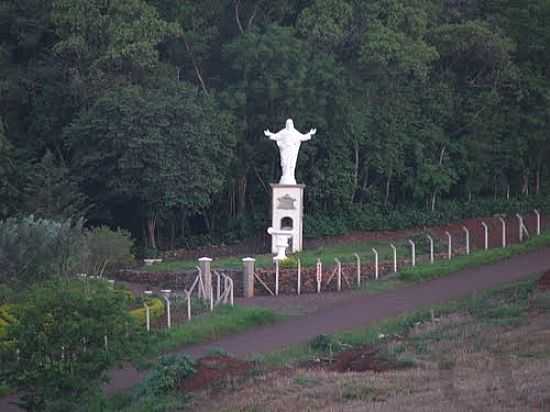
(23, 150, 89, 220)
(148, 305, 279, 355)
(129, 297, 165, 324)
(0, 279, 143, 411)
(0, 216, 85, 288)
(1, 0, 550, 249)
(82, 226, 134, 276)
(399, 232, 550, 282)
(137, 354, 196, 396)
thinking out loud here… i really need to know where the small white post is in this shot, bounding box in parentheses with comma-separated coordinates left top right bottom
(229, 278, 234, 306)
(144, 304, 151, 332)
(481, 222, 489, 250)
(144, 290, 153, 332)
(275, 259, 279, 296)
(462, 226, 470, 255)
(516, 214, 524, 242)
(210, 286, 214, 311)
(297, 258, 301, 296)
(186, 291, 191, 321)
(427, 235, 434, 263)
(390, 244, 397, 272)
(354, 253, 361, 286)
(445, 231, 452, 260)
(335, 258, 342, 291)
(160, 290, 172, 329)
(408, 240, 416, 267)
(216, 272, 221, 302)
(534, 209, 541, 235)
(372, 248, 379, 280)
(316, 259, 322, 293)
(498, 217, 506, 248)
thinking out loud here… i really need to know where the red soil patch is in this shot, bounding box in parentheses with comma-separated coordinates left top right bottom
(300, 346, 411, 373)
(537, 271, 550, 291)
(179, 355, 254, 392)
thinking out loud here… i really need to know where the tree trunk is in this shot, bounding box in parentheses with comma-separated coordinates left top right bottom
(431, 191, 437, 212)
(522, 170, 529, 196)
(147, 216, 156, 250)
(384, 170, 393, 207)
(352, 145, 360, 201)
(536, 167, 541, 195)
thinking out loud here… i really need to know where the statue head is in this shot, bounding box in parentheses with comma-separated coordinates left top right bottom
(285, 118, 294, 130)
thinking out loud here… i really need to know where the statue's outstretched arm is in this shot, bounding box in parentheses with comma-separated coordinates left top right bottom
(300, 128, 316, 141)
(264, 129, 279, 140)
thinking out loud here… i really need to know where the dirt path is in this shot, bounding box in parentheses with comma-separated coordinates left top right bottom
(2, 247, 550, 411)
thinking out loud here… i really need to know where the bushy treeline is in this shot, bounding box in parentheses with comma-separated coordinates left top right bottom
(1, 0, 549, 249)
(305, 196, 550, 238)
(0, 216, 134, 294)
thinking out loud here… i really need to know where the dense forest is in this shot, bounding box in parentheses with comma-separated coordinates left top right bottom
(1, 0, 549, 252)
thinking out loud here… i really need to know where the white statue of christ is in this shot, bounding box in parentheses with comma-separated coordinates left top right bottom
(264, 119, 316, 185)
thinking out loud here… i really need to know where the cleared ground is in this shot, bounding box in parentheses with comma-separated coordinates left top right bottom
(187, 274, 550, 411)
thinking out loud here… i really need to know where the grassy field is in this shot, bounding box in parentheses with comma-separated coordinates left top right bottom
(186, 275, 550, 411)
(145, 305, 281, 356)
(146, 238, 418, 272)
(399, 231, 550, 282)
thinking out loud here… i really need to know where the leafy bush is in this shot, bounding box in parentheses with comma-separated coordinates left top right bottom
(304, 195, 550, 238)
(82, 226, 135, 276)
(0, 279, 143, 411)
(140, 354, 196, 395)
(0, 216, 85, 288)
(129, 297, 165, 324)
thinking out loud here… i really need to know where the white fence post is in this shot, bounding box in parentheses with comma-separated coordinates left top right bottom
(516, 214, 524, 242)
(534, 209, 541, 235)
(445, 231, 452, 260)
(228, 277, 234, 306)
(372, 248, 379, 279)
(390, 244, 397, 272)
(316, 259, 322, 293)
(481, 222, 489, 250)
(516, 213, 529, 242)
(354, 253, 361, 287)
(427, 235, 434, 263)
(498, 217, 507, 248)
(160, 290, 172, 329)
(463, 226, 470, 255)
(408, 240, 416, 267)
(297, 258, 301, 296)
(275, 259, 280, 296)
(185, 291, 192, 321)
(144, 303, 151, 332)
(209, 287, 214, 312)
(335, 258, 342, 291)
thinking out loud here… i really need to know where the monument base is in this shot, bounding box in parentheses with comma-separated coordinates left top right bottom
(271, 184, 304, 254)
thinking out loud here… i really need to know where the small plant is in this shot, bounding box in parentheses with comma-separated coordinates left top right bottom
(206, 347, 229, 357)
(278, 255, 298, 269)
(309, 334, 343, 353)
(139, 355, 196, 396)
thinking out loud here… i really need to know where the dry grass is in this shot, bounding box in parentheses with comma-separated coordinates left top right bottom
(187, 288, 550, 412)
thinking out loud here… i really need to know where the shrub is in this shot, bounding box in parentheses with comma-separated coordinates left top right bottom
(0, 279, 143, 411)
(0, 216, 85, 288)
(129, 297, 165, 324)
(82, 226, 135, 276)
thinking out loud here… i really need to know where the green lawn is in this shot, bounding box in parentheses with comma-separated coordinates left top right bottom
(145, 305, 281, 356)
(399, 231, 550, 282)
(146, 237, 422, 272)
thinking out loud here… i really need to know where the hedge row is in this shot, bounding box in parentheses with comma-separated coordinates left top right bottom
(303, 196, 550, 238)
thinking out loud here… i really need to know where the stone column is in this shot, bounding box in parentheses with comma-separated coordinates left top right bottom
(242, 257, 255, 298)
(198, 257, 212, 298)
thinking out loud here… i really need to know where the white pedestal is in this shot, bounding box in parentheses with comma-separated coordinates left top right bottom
(271, 184, 304, 253)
